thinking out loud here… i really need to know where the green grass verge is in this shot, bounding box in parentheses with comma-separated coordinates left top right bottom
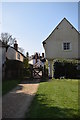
(2, 79, 21, 95)
(27, 79, 79, 118)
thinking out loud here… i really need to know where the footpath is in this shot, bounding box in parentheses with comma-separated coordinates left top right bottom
(2, 80, 40, 118)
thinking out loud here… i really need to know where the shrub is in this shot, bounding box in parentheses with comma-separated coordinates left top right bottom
(23, 68, 31, 77)
(5, 60, 24, 79)
(23, 57, 29, 68)
(53, 59, 79, 79)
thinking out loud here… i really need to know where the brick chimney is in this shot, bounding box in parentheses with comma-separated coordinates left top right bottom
(14, 40, 18, 51)
(42, 53, 44, 58)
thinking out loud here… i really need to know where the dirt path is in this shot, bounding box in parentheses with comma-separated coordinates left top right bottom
(2, 80, 40, 118)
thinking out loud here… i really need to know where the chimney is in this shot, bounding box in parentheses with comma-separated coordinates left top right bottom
(42, 53, 44, 58)
(35, 52, 38, 63)
(14, 40, 18, 51)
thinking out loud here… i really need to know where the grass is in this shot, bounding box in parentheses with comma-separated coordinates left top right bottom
(2, 79, 21, 95)
(27, 79, 79, 118)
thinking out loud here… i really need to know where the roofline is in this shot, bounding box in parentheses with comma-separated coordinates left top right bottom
(42, 17, 79, 44)
(9, 46, 26, 58)
(0, 40, 26, 58)
(64, 18, 79, 34)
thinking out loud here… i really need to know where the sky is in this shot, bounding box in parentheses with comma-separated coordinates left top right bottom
(2, 2, 78, 56)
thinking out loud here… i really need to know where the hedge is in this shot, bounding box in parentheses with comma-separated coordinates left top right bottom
(53, 59, 80, 79)
(5, 60, 24, 79)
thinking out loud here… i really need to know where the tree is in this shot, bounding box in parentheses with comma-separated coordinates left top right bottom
(23, 52, 29, 68)
(0, 33, 15, 46)
(23, 58, 29, 68)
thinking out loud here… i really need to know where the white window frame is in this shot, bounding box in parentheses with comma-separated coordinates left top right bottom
(62, 42, 72, 51)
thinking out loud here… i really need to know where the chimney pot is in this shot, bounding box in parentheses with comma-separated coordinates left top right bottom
(14, 40, 18, 51)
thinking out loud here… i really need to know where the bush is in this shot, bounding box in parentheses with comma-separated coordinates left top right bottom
(23, 68, 31, 77)
(53, 59, 79, 79)
(54, 61, 65, 78)
(5, 60, 24, 79)
(23, 58, 29, 68)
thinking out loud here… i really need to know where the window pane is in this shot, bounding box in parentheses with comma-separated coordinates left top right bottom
(64, 47, 66, 50)
(63, 43, 67, 50)
(67, 43, 70, 49)
(63, 42, 70, 50)
(64, 43, 66, 47)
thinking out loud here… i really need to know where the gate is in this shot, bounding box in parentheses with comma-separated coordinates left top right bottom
(32, 67, 43, 79)
(23, 65, 48, 80)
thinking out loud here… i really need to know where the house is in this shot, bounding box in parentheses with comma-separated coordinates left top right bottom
(1, 40, 25, 63)
(29, 52, 46, 68)
(6, 41, 25, 62)
(42, 18, 80, 78)
(0, 40, 25, 79)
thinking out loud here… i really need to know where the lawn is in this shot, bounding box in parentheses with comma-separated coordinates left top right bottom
(2, 79, 21, 95)
(27, 79, 79, 118)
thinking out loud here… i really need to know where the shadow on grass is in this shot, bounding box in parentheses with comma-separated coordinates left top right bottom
(2, 79, 79, 119)
(2, 82, 79, 119)
(2, 79, 21, 96)
(27, 94, 79, 118)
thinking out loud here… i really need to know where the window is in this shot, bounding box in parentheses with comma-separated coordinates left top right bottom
(63, 42, 71, 50)
(17, 53, 20, 59)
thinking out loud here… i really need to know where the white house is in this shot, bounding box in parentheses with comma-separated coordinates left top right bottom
(6, 47, 24, 62)
(6, 41, 25, 62)
(0, 40, 25, 64)
(0, 40, 25, 79)
(29, 53, 46, 68)
(42, 18, 80, 78)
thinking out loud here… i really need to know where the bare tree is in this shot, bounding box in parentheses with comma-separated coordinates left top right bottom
(0, 33, 15, 46)
(1, 32, 25, 54)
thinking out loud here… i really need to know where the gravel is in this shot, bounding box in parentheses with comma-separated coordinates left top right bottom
(2, 80, 40, 118)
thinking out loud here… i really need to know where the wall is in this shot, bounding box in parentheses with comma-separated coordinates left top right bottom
(78, 34, 80, 59)
(0, 43, 2, 80)
(2, 47, 6, 64)
(7, 47, 16, 60)
(44, 19, 78, 60)
(29, 59, 33, 65)
(2, 47, 6, 80)
(7, 47, 24, 62)
(16, 52, 24, 62)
